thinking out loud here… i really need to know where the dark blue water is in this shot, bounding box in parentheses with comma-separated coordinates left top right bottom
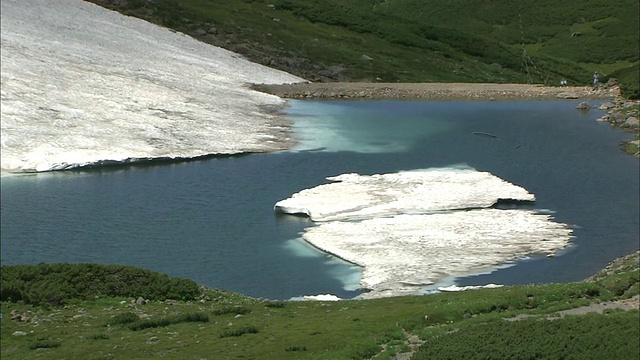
(1, 100, 638, 299)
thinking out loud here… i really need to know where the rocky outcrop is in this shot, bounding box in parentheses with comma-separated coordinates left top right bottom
(594, 92, 640, 156)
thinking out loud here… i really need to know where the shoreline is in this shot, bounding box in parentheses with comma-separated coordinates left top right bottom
(251, 82, 617, 101)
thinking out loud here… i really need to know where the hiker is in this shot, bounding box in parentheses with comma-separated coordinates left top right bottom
(593, 72, 599, 88)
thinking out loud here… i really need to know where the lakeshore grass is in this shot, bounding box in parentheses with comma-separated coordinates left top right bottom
(1, 256, 638, 359)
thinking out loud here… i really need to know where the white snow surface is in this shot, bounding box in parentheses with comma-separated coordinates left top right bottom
(274, 168, 535, 222)
(305, 209, 571, 299)
(275, 168, 572, 299)
(0, 0, 304, 172)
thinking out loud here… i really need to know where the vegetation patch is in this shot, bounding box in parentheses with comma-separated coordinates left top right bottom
(128, 312, 209, 331)
(211, 306, 252, 316)
(1, 253, 637, 359)
(413, 312, 639, 359)
(264, 301, 286, 308)
(1, 263, 202, 306)
(219, 325, 259, 338)
(284, 345, 307, 351)
(28, 340, 61, 350)
(88, 0, 638, 97)
(107, 311, 139, 326)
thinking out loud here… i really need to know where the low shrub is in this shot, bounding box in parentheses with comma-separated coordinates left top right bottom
(29, 340, 61, 350)
(108, 312, 139, 326)
(264, 302, 286, 308)
(285, 345, 308, 352)
(219, 325, 259, 338)
(1, 263, 202, 306)
(128, 312, 209, 331)
(212, 306, 252, 316)
(413, 312, 640, 359)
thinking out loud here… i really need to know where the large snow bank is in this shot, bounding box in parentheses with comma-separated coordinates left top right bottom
(275, 168, 572, 299)
(0, 0, 303, 172)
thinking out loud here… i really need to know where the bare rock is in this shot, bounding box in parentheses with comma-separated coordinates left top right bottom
(624, 116, 639, 127)
(193, 29, 207, 36)
(599, 102, 615, 110)
(609, 112, 628, 124)
(575, 101, 591, 110)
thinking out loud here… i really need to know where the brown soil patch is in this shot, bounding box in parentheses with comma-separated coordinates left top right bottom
(252, 82, 617, 101)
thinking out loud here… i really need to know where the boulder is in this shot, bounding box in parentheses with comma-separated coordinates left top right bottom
(599, 102, 615, 110)
(575, 101, 591, 110)
(193, 29, 207, 36)
(135, 296, 147, 305)
(623, 116, 639, 127)
(557, 92, 579, 99)
(609, 112, 627, 124)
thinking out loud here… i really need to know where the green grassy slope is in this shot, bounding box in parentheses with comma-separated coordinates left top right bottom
(89, 0, 639, 97)
(1, 256, 638, 359)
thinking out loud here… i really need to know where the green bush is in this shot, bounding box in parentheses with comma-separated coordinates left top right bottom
(264, 301, 286, 308)
(0, 263, 202, 306)
(285, 345, 307, 351)
(29, 340, 62, 350)
(219, 325, 259, 338)
(128, 312, 209, 331)
(212, 306, 252, 316)
(611, 64, 640, 99)
(413, 312, 640, 360)
(108, 312, 139, 326)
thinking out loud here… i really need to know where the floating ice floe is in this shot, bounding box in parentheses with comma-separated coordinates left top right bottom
(275, 168, 573, 299)
(274, 168, 535, 222)
(1, 0, 303, 172)
(292, 294, 343, 301)
(437, 284, 504, 292)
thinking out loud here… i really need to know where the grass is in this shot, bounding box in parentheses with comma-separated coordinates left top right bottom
(87, 0, 639, 97)
(1, 257, 638, 359)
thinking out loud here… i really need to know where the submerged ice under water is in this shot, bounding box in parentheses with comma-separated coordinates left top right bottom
(1, 100, 638, 299)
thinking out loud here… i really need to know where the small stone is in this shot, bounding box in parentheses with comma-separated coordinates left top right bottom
(599, 102, 615, 110)
(12, 331, 28, 336)
(575, 101, 591, 110)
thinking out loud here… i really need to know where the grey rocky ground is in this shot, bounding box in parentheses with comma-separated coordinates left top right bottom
(251, 82, 617, 100)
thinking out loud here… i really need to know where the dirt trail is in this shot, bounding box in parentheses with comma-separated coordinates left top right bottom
(252, 82, 617, 101)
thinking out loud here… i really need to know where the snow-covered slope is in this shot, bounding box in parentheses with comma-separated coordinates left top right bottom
(0, 0, 304, 172)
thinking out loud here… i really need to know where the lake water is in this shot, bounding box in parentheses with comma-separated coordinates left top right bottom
(1, 100, 638, 300)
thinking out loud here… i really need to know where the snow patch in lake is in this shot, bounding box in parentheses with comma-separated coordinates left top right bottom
(1, 0, 303, 173)
(303, 209, 571, 299)
(274, 168, 535, 222)
(275, 168, 572, 298)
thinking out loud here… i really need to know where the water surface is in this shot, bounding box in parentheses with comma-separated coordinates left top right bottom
(1, 100, 638, 299)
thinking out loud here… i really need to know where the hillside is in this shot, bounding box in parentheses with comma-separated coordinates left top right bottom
(1, 253, 638, 359)
(90, 0, 639, 98)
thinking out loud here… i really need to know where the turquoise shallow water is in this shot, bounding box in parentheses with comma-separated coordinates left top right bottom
(1, 100, 638, 299)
